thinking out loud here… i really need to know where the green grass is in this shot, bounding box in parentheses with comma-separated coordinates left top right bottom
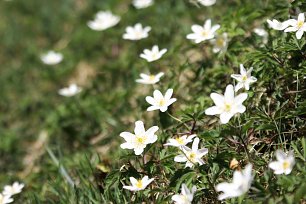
(0, 0, 305, 203)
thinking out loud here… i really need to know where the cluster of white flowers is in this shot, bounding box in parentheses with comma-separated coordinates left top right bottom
(204, 63, 257, 124)
(35, 1, 299, 202)
(0, 182, 24, 204)
(267, 13, 306, 39)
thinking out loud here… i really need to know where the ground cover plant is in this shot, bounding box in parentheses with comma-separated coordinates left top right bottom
(0, 0, 306, 203)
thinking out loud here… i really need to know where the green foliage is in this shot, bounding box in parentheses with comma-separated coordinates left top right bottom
(0, 0, 305, 203)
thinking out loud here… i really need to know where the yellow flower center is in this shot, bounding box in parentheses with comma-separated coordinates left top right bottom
(242, 75, 247, 81)
(282, 161, 290, 169)
(149, 75, 155, 81)
(175, 137, 184, 145)
(202, 30, 209, 37)
(135, 136, 147, 146)
(216, 38, 224, 47)
(297, 20, 304, 28)
(224, 103, 232, 112)
(188, 152, 196, 162)
(136, 180, 143, 188)
(159, 99, 166, 106)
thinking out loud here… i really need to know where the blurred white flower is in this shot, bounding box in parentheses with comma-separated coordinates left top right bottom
(211, 33, 228, 53)
(87, 11, 120, 31)
(136, 72, 164, 84)
(140, 45, 167, 62)
(172, 183, 197, 204)
(123, 176, 154, 191)
(164, 134, 196, 148)
(0, 194, 13, 204)
(120, 121, 158, 155)
(205, 84, 248, 124)
(133, 0, 154, 9)
(231, 64, 257, 91)
(268, 150, 295, 175)
(253, 27, 268, 44)
(266, 19, 290, 30)
(123, 23, 151, 40)
(284, 13, 306, 39)
(187, 19, 220, 43)
(58, 84, 82, 97)
(3, 182, 24, 196)
(40, 51, 63, 65)
(174, 138, 208, 168)
(216, 164, 253, 200)
(197, 0, 216, 6)
(145, 89, 177, 112)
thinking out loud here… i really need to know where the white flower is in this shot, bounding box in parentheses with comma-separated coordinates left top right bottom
(140, 45, 167, 62)
(0, 194, 13, 204)
(216, 164, 253, 200)
(3, 182, 24, 196)
(231, 64, 257, 91)
(132, 0, 154, 9)
(136, 72, 164, 84)
(123, 176, 154, 191)
(58, 84, 82, 97)
(284, 13, 306, 39)
(205, 84, 248, 124)
(123, 23, 151, 40)
(172, 183, 197, 204)
(174, 138, 208, 168)
(40, 51, 63, 65)
(197, 0, 216, 6)
(211, 33, 228, 53)
(268, 150, 295, 175)
(120, 121, 158, 155)
(164, 134, 196, 148)
(186, 19, 220, 43)
(253, 28, 268, 44)
(145, 89, 177, 112)
(87, 11, 120, 31)
(266, 19, 290, 30)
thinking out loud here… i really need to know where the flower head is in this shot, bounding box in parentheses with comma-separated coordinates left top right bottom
(132, 0, 154, 9)
(120, 121, 158, 155)
(145, 89, 177, 112)
(136, 72, 164, 84)
(123, 176, 154, 191)
(253, 27, 268, 44)
(172, 183, 197, 204)
(87, 11, 120, 31)
(40, 51, 63, 65)
(231, 64, 257, 91)
(123, 23, 151, 40)
(58, 84, 82, 97)
(211, 32, 228, 53)
(174, 138, 208, 168)
(140, 45, 167, 62)
(187, 19, 220, 43)
(205, 84, 248, 124)
(197, 0, 216, 6)
(164, 134, 196, 148)
(266, 19, 290, 30)
(268, 150, 295, 175)
(3, 182, 24, 196)
(284, 13, 306, 39)
(216, 164, 253, 200)
(0, 193, 13, 204)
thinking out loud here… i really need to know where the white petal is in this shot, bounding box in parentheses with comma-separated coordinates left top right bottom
(220, 112, 234, 124)
(296, 29, 304, 39)
(165, 89, 173, 100)
(224, 85, 235, 103)
(234, 93, 248, 105)
(192, 137, 200, 151)
(134, 121, 145, 135)
(153, 90, 163, 100)
(174, 155, 187, 163)
(205, 106, 222, 115)
(210, 93, 224, 107)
